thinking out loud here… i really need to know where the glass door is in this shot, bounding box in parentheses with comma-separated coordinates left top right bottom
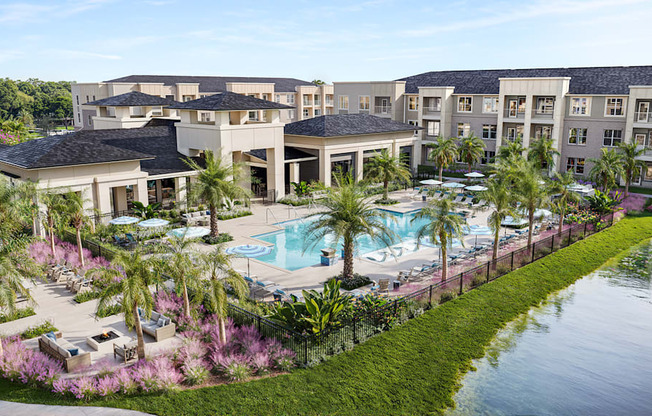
(380, 98, 389, 114)
(508, 99, 518, 118)
(637, 102, 649, 122)
(635, 133, 647, 146)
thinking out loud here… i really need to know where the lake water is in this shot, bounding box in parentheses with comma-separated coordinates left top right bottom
(448, 240, 652, 416)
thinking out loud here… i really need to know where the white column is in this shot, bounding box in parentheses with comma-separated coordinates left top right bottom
(319, 148, 331, 187)
(355, 151, 364, 182)
(175, 177, 187, 209)
(95, 182, 113, 216)
(266, 145, 285, 200)
(289, 162, 300, 184)
(522, 94, 534, 150)
(134, 179, 149, 206)
(114, 186, 127, 212)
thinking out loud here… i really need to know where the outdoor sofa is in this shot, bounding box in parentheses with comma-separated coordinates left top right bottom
(38, 331, 91, 373)
(181, 210, 210, 225)
(139, 310, 176, 342)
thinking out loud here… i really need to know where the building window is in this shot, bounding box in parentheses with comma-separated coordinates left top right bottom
(482, 97, 499, 113)
(603, 129, 622, 147)
(314, 108, 322, 116)
(326, 108, 332, 115)
(275, 94, 280, 103)
(568, 128, 587, 145)
(287, 94, 295, 104)
(605, 98, 624, 116)
(302, 94, 311, 106)
(288, 109, 296, 119)
(314, 95, 321, 106)
(457, 96, 472, 112)
(457, 122, 470, 138)
(183, 95, 194, 102)
(92, 95, 95, 101)
(262, 94, 269, 101)
(248, 111, 259, 121)
(325, 95, 334, 106)
(506, 126, 523, 141)
(151, 106, 163, 116)
(427, 121, 440, 136)
(534, 125, 552, 139)
(482, 124, 497, 139)
(425, 97, 440, 111)
(566, 157, 585, 174)
(76, 95, 79, 105)
(86, 95, 89, 103)
(359, 95, 370, 110)
(200, 112, 211, 122)
(570, 97, 590, 115)
(302, 108, 310, 118)
(408, 96, 418, 111)
(78, 113, 81, 122)
(536, 97, 554, 115)
(481, 151, 496, 165)
(338, 95, 349, 110)
(87, 115, 92, 125)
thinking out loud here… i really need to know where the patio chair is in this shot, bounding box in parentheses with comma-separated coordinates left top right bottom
(453, 195, 464, 204)
(113, 235, 130, 248)
(377, 278, 390, 294)
(114, 340, 138, 364)
(365, 251, 389, 262)
(66, 275, 83, 291)
(125, 233, 138, 245)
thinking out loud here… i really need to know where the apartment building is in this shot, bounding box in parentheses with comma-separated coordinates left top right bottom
(335, 66, 652, 188)
(72, 75, 333, 130)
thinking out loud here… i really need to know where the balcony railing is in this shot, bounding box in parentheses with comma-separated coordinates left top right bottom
(532, 109, 554, 118)
(325, 99, 334, 106)
(504, 109, 525, 119)
(374, 105, 392, 115)
(423, 106, 441, 114)
(634, 112, 652, 123)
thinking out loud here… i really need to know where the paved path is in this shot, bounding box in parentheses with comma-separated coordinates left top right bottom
(0, 400, 150, 415)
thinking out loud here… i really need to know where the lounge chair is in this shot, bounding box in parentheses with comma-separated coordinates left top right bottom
(365, 251, 389, 262)
(376, 278, 390, 294)
(453, 195, 464, 203)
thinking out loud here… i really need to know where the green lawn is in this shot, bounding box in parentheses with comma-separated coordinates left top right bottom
(628, 186, 652, 196)
(2, 215, 652, 415)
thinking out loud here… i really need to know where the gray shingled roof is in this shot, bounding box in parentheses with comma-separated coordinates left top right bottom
(398, 66, 652, 95)
(105, 75, 315, 93)
(86, 91, 179, 107)
(169, 91, 293, 111)
(0, 123, 199, 175)
(245, 147, 318, 162)
(284, 114, 421, 137)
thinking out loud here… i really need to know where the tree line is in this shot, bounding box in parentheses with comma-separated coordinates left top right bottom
(0, 78, 73, 130)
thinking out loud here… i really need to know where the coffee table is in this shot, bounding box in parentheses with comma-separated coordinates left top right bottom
(86, 329, 128, 354)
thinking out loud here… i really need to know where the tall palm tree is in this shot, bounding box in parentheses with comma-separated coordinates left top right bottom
(184, 149, 250, 238)
(618, 141, 646, 196)
(589, 148, 624, 192)
(482, 180, 515, 262)
(513, 161, 550, 248)
(497, 136, 526, 161)
(413, 197, 465, 281)
(95, 251, 156, 360)
(457, 133, 485, 173)
(40, 191, 65, 256)
(199, 246, 248, 344)
(15, 179, 40, 237)
(549, 171, 581, 235)
(160, 235, 201, 319)
(304, 173, 396, 281)
(527, 135, 560, 173)
(364, 148, 411, 200)
(427, 136, 459, 181)
(61, 191, 90, 267)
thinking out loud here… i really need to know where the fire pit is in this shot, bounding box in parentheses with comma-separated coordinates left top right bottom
(86, 329, 126, 353)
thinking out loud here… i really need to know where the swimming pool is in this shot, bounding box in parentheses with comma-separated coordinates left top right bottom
(252, 209, 436, 271)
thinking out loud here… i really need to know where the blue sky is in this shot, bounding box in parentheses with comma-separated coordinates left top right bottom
(1, 0, 652, 83)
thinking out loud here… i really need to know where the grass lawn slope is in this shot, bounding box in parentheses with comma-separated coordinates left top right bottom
(1, 215, 652, 415)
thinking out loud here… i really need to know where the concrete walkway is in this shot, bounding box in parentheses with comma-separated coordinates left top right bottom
(0, 400, 150, 415)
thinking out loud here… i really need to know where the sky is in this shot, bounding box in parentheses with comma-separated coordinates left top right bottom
(1, 0, 652, 83)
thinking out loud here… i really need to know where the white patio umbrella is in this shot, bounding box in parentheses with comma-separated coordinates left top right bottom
(465, 185, 488, 192)
(225, 244, 274, 278)
(419, 179, 443, 186)
(109, 216, 140, 225)
(137, 218, 170, 228)
(463, 225, 493, 254)
(464, 172, 485, 178)
(518, 208, 553, 219)
(442, 182, 466, 189)
(166, 227, 210, 240)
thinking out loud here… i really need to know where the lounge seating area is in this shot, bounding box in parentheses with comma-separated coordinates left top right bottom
(138, 310, 176, 342)
(181, 210, 211, 226)
(38, 331, 92, 372)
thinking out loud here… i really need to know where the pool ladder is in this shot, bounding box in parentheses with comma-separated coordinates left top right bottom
(265, 208, 284, 229)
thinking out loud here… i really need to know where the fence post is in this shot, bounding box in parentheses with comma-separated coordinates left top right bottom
(303, 336, 308, 366)
(486, 261, 490, 282)
(459, 273, 463, 295)
(551, 234, 555, 253)
(531, 242, 536, 262)
(257, 316, 261, 332)
(393, 299, 398, 317)
(567, 227, 572, 247)
(352, 317, 357, 343)
(510, 251, 514, 270)
(584, 222, 587, 238)
(428, 285, 433, 307)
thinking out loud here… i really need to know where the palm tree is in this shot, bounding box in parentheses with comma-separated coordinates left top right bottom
(40, 191, 65, 256)
(589, 148, 624, 192)
(95, 251, 156, 360)
(413, 197, 465, 281)
(364, 148, 411, 200)
(427, 136, 458, 181)
(160, 235, 201, 319)
(527, 135, 560, 173)
(457, 133, 485, 173)
(618, 142, 646, 196)
(15, 179, 40, 237)
(482, 180, 515, 262)
(513, 161, 550, 248)
(497, 136, 526, 161)
(549, 171, 581, 235)
(184, 149, 250, 238)
(199, 246, 248, 344)
(61, 191, 90, 267)
(304, 173, 396, 282)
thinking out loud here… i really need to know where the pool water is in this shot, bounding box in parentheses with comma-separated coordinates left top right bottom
(253, 209, 433, 271)
(447, 241, 652, 416)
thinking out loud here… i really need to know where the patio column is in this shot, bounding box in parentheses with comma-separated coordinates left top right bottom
(113, 186, 128, 213)
(155, 180, 162, 203)
(94, 181, 112, 216)
(319, 149, 331, 187)
(266, 144, 285, 200)
(134, 179, 148, 206)
(175, 177, 187, 209)
(355, 150, 364, 182)
(289, 162, 300, 184)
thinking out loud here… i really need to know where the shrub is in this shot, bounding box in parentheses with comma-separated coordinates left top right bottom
(202, 233, 233, 245)
(0, 337, 62, 388)
(375, 198, 399, 205)
(329, 273, 372, 290)
(278, 196, 310, 206)
(439, 291, 457, 304)
(96, 303, 122, 318)
(21, 321, 58, 340)
(182, 358, 210, 385)
(216, 210, 252, 220)
(470, 275, 486, 288)
(74, 290, 101, 303)
(0, 307, 35, 323)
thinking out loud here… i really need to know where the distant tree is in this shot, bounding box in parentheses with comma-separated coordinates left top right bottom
(427, 136, 459, 181)
(364, 148, 411, 200)
(497, 135, 526, 161)
(312, 79, 325, 85)
(589, 148, 624, 192)
(527, 135, 559, 173)
(457, 133, 485, 173)
(618, 141, 646, 196)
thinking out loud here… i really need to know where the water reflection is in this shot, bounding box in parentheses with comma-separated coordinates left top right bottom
(448, 241, 652, 416)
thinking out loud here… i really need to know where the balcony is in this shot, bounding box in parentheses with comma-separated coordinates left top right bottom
(532, 108, 554, 119)
(504, 109, 525, 119)
(634, 112, 652, 124)
(374, 104, 392, 116)
(423, 106, 441, 115)
(325, 99, 334, 106)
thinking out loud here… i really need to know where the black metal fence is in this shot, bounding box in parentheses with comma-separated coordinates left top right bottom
(61, 212, 616, 366)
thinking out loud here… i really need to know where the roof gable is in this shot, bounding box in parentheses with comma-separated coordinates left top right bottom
(169, 91, 293, 111)
(284, 114, 420, 137)
(86, 91, 179, 107)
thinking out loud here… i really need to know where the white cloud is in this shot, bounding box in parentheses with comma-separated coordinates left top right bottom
(47, 49, 122, 60)
(0, 0, 114, 23)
